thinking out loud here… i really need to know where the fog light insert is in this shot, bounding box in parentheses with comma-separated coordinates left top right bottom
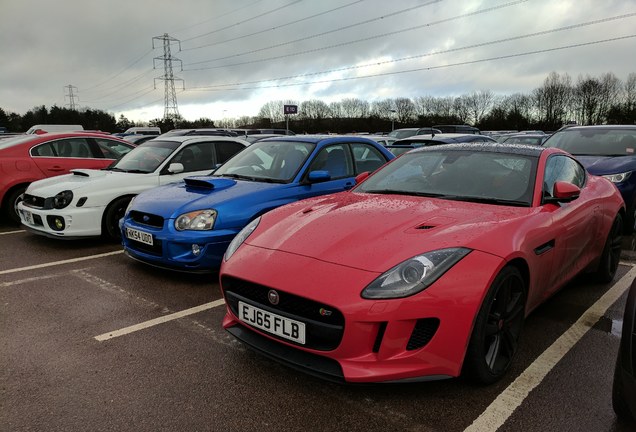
(47, 215, 66, 231)
(192, 244, 201, 256)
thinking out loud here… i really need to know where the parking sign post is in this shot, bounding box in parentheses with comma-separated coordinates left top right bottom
(283, 104, 298, 132)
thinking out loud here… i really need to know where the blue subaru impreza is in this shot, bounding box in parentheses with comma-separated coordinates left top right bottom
(120, 135, 394, 272)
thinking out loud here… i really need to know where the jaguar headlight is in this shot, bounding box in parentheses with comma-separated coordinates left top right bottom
(224, 217, 261, 262)
(361, 248, 471, 299)
(175, 209, 217, 231)
(603, 171, 632, 183)
(53, 190, 73, 209)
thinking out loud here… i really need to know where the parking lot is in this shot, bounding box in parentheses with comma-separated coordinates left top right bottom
(1, 219, 635, 432)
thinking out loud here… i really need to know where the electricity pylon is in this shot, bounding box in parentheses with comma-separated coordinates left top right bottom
(64, 84, 78, 110)
(152, 33, 184, 121)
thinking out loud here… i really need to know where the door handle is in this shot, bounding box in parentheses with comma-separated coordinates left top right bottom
(48, 166, 65, 172)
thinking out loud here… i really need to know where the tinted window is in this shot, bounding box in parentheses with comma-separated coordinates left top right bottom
(543, 155, 586, 198)
(307, 144, 354, 179)
(170, 142, 215, 173)
(544, 128, 636, 156)
(32, 138, 92, 158)
(351, 143, 386, 173)
(216, 141, 246, 164)
(96, 138, 133, 159)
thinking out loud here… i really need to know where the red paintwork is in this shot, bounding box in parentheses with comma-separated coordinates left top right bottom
(220, 147, 625, 383)
(0, 132, 133, 208)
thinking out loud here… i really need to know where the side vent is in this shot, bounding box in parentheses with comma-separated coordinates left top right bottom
(416, 224, 436, 230)
(406, 318, 440, 351)
(372, 322, 388, 353)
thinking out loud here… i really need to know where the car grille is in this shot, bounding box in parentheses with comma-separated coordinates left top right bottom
(222, 276, 345, 351)
(127, 238, 163, 256)
(129, 210, 164, 228)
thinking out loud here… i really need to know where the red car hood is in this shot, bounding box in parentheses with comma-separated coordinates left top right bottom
(246, 192, 536, 273)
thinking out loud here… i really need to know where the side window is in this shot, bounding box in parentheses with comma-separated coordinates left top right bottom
(49, 139, 92, 158)
(215, 141, 246, 164)
(170, 142, 215, 173)
(307, 144, 354, 179)
(96, 139, 132, 159)
(543, 155, 586, 198)
(351, 143, 386, 174)
(31, 143, 55, 157)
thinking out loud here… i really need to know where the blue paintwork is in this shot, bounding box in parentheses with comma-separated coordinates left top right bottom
(120, 136, 394, 272)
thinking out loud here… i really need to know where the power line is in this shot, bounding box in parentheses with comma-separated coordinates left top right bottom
(184, 0, 446, 67)
(183, 0, 528, 70)
(181, 0, 365, 52)
(106, 86, 157, 111)
(169, 0, 264, 36)
(80, 69, 156, 102)
(183, 35, 636, 93)
(180, 0, 302, 43)
(81, 48, 155, 92)
(186, 13, 636, 90)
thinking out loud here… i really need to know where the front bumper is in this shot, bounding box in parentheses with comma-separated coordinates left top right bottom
(220, 244, 504, 383)
(17, 202, 105, 238)
(121, 218, 238, 272)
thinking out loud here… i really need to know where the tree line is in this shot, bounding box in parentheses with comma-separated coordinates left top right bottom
(2, 71, 634, 134)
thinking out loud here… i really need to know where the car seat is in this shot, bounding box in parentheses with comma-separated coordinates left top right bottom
(279, 149, 306, 179)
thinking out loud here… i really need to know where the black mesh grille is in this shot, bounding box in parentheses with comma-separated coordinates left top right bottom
(222, 276, 345, 351)
(129, 210, 164, 228)
(406, 318, 440, 351)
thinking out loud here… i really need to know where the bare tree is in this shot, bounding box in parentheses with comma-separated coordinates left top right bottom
(300, 100, 330, 120)
(626, 72, 636, 112)
(340, 98, 369, 118)
(534, 71, 572, 127)
(329, 101, 344, 118)
(371, 99, 395, 119)
(453, 95, 471, 124)
(393, 97, 416, 123)
(464, 90, 495, 124)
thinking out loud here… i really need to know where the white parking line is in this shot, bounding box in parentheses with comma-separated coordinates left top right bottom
(0, 250, 123, 275)
(0, 230, 25, 235)
(464, 263, 636, 432)
(94, 299, 226, 341)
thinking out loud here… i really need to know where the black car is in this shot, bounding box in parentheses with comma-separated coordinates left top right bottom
(393, 133, 497, 146)
(613, 276, 636, 423)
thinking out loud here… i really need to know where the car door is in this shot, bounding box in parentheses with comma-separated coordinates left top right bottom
(540, 154, 598, 294)
(31, 137, 111, 177)
(295, 143, 356, 199)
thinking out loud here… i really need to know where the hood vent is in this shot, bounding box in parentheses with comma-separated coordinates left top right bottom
(72, 171, 90, 177)
(184, 178, 214, 189)
(416, 224, 436, 230)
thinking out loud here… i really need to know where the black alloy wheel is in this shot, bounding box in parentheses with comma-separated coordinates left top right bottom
(464, 266, 526, 384)
(596, 213, 623, 283)
(4, 186, 26, 225)
(102, 196, 132, 241)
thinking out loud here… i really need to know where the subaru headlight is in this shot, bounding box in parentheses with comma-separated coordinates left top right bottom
(361, 248, 471, 299)
(603, 171, 632, 183)
(174, 210, 217, 231)
(224, 217, 261, 262)
(53, 190, 73, 209)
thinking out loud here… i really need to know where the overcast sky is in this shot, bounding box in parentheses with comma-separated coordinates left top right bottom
(1, 0, 635, 123)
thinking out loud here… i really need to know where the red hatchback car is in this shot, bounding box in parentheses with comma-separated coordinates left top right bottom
(220, 143, 624, 384)
(0, 132, 135, 223)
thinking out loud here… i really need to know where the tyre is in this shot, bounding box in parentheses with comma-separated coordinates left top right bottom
(463, 266, 527, 385)
(102, 196, 132, 241)
(3, 186, 26, 225)
(596, 213, 623, 283)
(612, 353, 634, 422)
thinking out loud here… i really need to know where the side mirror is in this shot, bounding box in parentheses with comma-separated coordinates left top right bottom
(307, 170, 331, 183)
(545, 181, 580, 203)
(167, 162, 184, 174)
(355, 171, 370, 184)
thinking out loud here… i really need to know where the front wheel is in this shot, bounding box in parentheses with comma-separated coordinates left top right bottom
(102, 196, 133, 241)
(3, 186, 27, 225)
(463, 266, 527, 385)
(596, 213, 623, 283)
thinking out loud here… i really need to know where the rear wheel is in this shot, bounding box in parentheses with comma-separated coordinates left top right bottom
(463, 266, 526, 385)
(3, 186, 26, 225)
(102, 196, 132, 241)
(596, 213, 623, 283)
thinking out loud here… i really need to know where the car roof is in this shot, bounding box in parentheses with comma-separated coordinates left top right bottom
(256, 134, 384, 144)
(148, 136, 250, 145)
(408, 142, 545, 157)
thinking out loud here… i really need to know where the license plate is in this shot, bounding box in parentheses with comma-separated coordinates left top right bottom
(238, 301, 306, 344)
(126, 227, 153, 246)
(22, 209, 34, 225)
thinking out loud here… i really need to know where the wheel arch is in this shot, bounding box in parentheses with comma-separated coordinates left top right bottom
(100, 194, 137, 233)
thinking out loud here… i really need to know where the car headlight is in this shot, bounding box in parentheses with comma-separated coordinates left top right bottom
(224, 217, 261, 262)
(603, 171, 632, 183)
(53, 190, 73, 209)
(361, 248, 471, 299)
(175, 210, 217, 231)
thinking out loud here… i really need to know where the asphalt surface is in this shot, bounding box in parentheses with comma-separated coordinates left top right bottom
(1, 219, 636, 432)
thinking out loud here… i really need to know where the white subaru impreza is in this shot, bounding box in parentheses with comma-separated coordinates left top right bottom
(17, 135, 249, 240)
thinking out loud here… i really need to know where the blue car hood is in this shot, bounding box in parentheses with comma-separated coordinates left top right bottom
(575, 155, 636, 175)
(131, 176, 295, 219)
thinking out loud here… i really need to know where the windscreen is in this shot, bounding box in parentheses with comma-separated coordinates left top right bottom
(544, 128, 636, 156)
(356, 149, 538, 206)
(106, 140, 181, 173)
